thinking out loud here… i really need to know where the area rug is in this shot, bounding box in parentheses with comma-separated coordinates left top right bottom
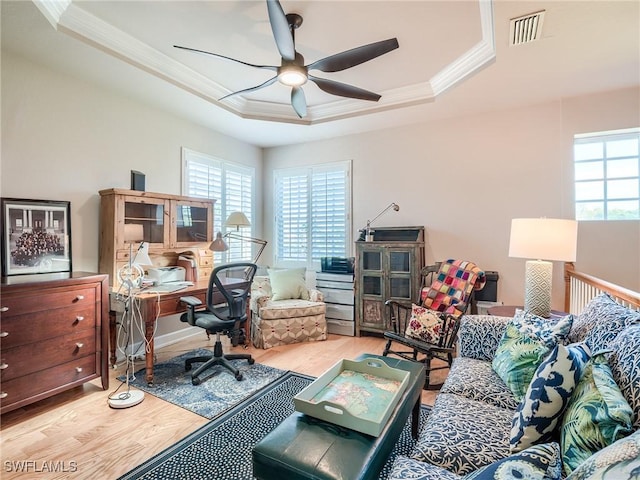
(119, 348, 287, 419)
(118, 372, 431, 480)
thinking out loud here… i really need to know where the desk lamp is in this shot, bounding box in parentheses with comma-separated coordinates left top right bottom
(109, 226, 152, 409)
(359, 202, 400, 241)
(210, 212, 267, 265)
(508, 218, 578, 318)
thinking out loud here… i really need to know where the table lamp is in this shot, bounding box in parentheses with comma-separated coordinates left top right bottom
(508, 218, 578, 318)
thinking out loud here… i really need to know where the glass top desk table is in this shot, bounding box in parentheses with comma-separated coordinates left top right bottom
(252, 353, 426, 480)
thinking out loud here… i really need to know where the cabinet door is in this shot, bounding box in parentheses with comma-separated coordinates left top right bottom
(386, 248, 415, 302)
(173, 200, 213, 247)
(358, 247, 385, 331)
(121, 196, 170, 249)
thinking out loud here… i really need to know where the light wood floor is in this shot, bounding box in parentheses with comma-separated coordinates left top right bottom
(1, 333, 447, 479)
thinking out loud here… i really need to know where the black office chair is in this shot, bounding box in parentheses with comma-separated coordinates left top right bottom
(179, 262, 257, 385)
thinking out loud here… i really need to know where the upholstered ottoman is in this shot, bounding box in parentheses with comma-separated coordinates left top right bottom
(252, 354, 426, 480)
(251, 300, 327, 349)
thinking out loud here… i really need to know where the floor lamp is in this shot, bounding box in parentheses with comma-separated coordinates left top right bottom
(508, 218, 578, 318)
(108, 234, 153, 408)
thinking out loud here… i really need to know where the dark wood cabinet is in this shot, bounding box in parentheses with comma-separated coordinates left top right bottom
(355, 227, 425, 336)
(0, 272, 109, 414)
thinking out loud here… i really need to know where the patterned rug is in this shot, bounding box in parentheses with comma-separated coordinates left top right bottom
(118, 372, 430, 480)
(118, 348, 287, 419)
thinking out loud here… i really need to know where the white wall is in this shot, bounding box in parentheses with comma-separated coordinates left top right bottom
(263, 86, 640, 309)
(1, 52, 263, 339)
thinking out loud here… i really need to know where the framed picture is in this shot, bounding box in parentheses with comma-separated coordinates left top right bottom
(1, 198, 72, 276)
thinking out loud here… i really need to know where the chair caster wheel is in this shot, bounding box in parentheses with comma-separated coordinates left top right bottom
(235, 373, 243, 381)
(248, 358, 255, 365)
(192, 377, 201, 386)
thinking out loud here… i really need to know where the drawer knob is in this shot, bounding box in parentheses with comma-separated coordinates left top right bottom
(0, 392, 7, 399)
(75, 367, 83, 373)
(0, 332, 8, 338)
(75, 295, 85, 301)
(76, 316, 85, 322)
(0, 306, 8, 312)
(76, 342, 84, 349)
(0, 363, 7, 370)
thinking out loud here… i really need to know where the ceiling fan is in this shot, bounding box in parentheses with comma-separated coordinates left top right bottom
(174, 0, 399, 118)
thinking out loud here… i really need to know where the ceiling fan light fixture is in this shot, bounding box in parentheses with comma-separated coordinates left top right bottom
(278, 65, 307, 86)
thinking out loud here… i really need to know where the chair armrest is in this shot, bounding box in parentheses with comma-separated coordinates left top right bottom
(384, 300, 413, 334)
(458, 314, 511, 361)
(179, 296, 202, 307)
(308, 289, 324, 302)
(251, 292, 272, 314)
(179, 296, 203, 326)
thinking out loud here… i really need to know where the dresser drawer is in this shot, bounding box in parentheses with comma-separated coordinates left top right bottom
(326, 303, 355, 321)
(1, 286, 96, 316)
(1, 330, 97, 381)
(0, 355, 98, 413)
(0, 305, 96, 349)
(318, 287, 355, 305)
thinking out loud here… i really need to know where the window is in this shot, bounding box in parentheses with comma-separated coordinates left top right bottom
(182, 148, 255, 262)
(574, 129, 640, 220)
(274, 161, 351, 266)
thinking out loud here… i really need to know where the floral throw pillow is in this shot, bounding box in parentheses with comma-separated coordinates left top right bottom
(560, 353, 634, 476)
(492, 310, 573, 401)
(405, 304, 445, 344)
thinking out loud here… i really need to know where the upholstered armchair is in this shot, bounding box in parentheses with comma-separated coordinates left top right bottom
(251, 269, 327, 349)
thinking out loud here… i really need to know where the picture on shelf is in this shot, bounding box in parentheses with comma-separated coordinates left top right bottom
(1, 198, 72, 276)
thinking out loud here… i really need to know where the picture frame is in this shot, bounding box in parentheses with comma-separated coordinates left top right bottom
(1, 198, 72, 277)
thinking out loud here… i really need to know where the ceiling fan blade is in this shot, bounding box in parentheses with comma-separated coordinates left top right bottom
(266, 0, 295, 61)
(307, 38, 399, 73)
(219, 76, 278, 101)
(309, 75, 381, 102)
(291, 86, 307, 118)
(174, 45, 278, 71)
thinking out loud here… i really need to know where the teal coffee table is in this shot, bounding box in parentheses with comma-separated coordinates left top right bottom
(252, 354, 426, 480)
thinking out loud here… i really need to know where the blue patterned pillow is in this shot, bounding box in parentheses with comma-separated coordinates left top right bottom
(510, 343, 591, 453)
(608, 323, 640, 429)
(463, 442, 562, 479)
(565, 430, 640, 480)
(560, 353, 634, 476)
(492, 311, 573, 401)
(567, 293, 640, 350)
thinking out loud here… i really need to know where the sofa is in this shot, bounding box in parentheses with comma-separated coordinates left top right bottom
(389, 293, 640, 479)
(250, 269, 327, 349)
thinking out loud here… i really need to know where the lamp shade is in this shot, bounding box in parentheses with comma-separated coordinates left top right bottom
(132, 242, 153, 266)
(509, 218, 578, 262)
(124, 224, 144, 242)
(225, 211, 251, 229)
(209, 232, 229, 252)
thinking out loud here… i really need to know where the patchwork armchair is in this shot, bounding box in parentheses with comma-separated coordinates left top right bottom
(251, 268, 327, 349)
(383, 259, 486, 389)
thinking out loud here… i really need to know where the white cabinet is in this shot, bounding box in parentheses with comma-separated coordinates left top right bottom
(316, 272, 355, 336)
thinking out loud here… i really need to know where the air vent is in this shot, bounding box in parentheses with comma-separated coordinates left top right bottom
(510, 10, 545, 46)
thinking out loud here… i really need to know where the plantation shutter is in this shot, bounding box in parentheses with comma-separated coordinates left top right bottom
(275, 161, 351, 266)
(182, 148, 255, 263)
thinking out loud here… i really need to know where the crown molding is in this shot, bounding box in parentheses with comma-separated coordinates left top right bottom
(32, 0, 496, 125)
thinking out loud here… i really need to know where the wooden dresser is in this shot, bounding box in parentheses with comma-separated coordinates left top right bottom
(0, 272, 109, 414)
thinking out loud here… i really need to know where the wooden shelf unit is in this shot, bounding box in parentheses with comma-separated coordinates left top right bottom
(355, 227, 425, 336)
(98, 189, 215, 288)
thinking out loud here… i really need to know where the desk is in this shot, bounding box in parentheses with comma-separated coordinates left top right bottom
(109, 277, 249, 385)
